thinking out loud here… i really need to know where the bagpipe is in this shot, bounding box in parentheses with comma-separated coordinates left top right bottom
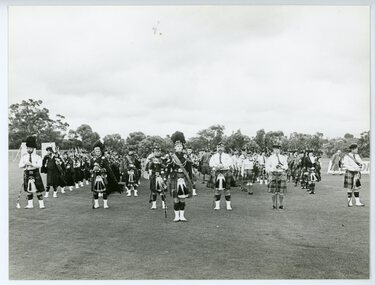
(154, 170, 168, 192)
(215, 171, 226, 191)
(353, 172, 362, 189)
(16, 172, 38, 209)
(92, 162, 108, 193)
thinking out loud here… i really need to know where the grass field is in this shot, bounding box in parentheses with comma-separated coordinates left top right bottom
(8, 158, 370, 280)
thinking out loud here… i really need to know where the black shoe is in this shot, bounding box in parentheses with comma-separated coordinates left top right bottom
(248, 192, 253, 195)
(279, 205, 284, 209)
(272, 205, 276, 209)
(309, 191, 315, 194)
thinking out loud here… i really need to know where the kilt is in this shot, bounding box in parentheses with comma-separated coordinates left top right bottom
(149, 173, 166, 193)
(74, 168, 82, 183)
(91, 173, 108, 193)
(23, 169, 45, 193)
(344, 170, 361, 189)
(267, 172, 287, 193)
(201, 165, 211, 175)
(242, 169, 253, 180)
(214, 170, 233, 190)
(169, 173, 190, 198)
(65, 169, 75, 186)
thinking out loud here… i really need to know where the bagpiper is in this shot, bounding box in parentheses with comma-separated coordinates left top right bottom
(90, 141, 122, 209)
(148, 145, 167, 208)
(18, 136, 45, 209)
(186, 145, 198, 196)
(166, 131, 192, 222)
(62, 151, 75, 191)
(342, 144, 365, 207)
(302, 150, 319, 194)
(265, 140, 288, 209)
(209, 142, 234, 210)
(41, 146, 65, 198)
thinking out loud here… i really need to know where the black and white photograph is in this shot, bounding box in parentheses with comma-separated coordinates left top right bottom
(1, 0, 374, 282)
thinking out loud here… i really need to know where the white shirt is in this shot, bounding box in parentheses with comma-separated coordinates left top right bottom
(342, 153, 364, 172)
(19, 152, 42, 170)
(241, 158, 254, 171)
(257, 155, 267, 166)
(265, 153, 288, 173)
(231, 155, 238, 168)
(209, 152, 233, 170)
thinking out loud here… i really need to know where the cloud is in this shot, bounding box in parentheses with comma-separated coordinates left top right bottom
(8, 6, 370, 140)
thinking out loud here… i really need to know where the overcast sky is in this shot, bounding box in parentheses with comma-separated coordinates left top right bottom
(8, 5, 370, 140)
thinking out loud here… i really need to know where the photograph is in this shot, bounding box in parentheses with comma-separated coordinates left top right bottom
(4, 2, 372, 281)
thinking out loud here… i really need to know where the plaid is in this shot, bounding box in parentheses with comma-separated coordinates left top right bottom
(306, 168, 317, 191)
(267, 172, 287, 193)
(344, 170, 361, 189)
(214, 170, 233, 190)
(169, 174, 190, 198)
(23, 170, 45, 193)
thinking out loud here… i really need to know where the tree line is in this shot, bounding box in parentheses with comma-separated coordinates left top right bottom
(9, 99, 370, 158)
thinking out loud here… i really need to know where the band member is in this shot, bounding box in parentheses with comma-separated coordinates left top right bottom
(209, 142, 234, 210)
(186, 145, 198, 196)
(90, 141, 122, 209)
(231, 150, 239, 179)
(265, 140, 288, 209)
(148, 146, 167, 208)
(166, 131, 192, 222)
(342, 144, 365, 207)
(62, 151, 75, 191)
(240, 151, 254, 195)
(123, 163, 140, 197)
(41, 146, 65, 198)
(73, 155, 82, 189)
(257, 151, 268, 185)
(19, 136, 45, 209)
(302, 150, 319, 194)
(84, 155, 91, 184)
(330, 150, 343, 174)
(199, 149, 211, 183)
(293, 151, 305, 187)
(124, 148, 142, 185)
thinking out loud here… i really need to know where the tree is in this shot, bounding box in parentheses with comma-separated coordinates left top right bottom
(344, 133, 354, 139)
(103, 134, 126, 154)
(264, 131, 285, 151)
(76, 124, 100, 151)
(125, 132, 146, 151)
(137, 135, 171, 158)
(357, 131, 370, 158)
(224, 129, 250, 151)
(8, 99, 69, 149)
(254, 129, 266, 150)
(196, 125, 225, 150)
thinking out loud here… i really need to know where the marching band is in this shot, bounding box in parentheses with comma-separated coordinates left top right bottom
(17, 134, 366, 221)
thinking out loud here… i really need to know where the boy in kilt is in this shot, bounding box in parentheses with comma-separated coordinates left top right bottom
(166, 131, 192, 222)
(265, 140, 288, 209)
(19, 136, 45, 209)
(342, 144, 365, 207)
(209, 142, 234, 210)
